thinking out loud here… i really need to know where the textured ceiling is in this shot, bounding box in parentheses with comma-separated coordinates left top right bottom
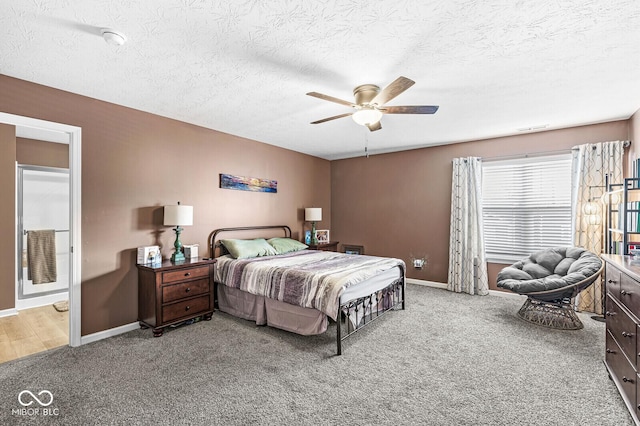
(2, 1, 640, 160)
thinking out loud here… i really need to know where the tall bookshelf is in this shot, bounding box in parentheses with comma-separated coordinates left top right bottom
(607, 177, 640, 255)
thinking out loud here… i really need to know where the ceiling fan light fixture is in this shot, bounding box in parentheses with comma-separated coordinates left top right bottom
(352, 107, 383, 126)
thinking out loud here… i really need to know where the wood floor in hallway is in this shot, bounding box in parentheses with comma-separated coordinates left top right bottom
(0, 305, 68, 364)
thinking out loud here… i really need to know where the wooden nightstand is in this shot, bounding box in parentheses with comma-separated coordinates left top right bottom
(137, 257, 216, 337)
(308, 241, 339, 252)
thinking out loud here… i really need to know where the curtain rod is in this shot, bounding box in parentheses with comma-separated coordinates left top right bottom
(481, 148, 571, 162)
(481, 140, 631, 162)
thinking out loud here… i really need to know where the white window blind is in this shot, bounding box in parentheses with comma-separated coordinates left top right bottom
(482, 154, 573, 262)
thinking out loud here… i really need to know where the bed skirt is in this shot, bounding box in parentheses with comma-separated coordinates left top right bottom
(217, 284, 328, 335)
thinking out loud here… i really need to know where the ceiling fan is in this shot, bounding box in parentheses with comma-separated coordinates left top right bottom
(307, 76, 438, 132)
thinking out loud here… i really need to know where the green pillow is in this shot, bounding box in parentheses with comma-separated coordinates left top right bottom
(220, 238, 277, 259)
(267, 237, 308, 254)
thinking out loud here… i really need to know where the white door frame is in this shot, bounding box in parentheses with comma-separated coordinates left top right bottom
(0, 112, 82, 347)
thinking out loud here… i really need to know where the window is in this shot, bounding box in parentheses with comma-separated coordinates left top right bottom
(482, 154, 573, 262)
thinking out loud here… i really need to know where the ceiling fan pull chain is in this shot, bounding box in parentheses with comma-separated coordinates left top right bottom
(364, 129, 369, 158)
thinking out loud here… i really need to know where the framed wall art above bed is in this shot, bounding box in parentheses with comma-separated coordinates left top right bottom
(208, 225, 405, 355)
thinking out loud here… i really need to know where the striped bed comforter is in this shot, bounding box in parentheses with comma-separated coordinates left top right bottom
(214, 250, 404, 320)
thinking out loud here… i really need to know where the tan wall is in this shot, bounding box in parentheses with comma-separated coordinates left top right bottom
(0, 124, 16, 310)
(331, 121, 629, 290)
(0, 75, 331, 334)
(17, 137, 69, 168)
(629, 107, 640, 170)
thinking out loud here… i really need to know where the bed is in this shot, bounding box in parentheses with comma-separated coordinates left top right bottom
(209, 225, 406, 355)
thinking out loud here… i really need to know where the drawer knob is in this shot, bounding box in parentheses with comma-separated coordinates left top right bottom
(185, 272, 191, 277)
(608, 279, 615, 284)
(622, 331, 634, 338)
(621, 290, 633, 296)
(185, 306, 190, 311)
(606, 348, 616, 354)
(606, 311, 615, 317)
(623, 376, 634, 383)
(185, 287, 191, 293)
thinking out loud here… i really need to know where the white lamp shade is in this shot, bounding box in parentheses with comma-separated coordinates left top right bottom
(164, 205, 193, 226)
(586, 214, 602, 225)
(305, 207, 322, 222)
(582, 201, 600, 216)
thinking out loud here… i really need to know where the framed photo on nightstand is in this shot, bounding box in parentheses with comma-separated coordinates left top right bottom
(316, 229, 329, 243)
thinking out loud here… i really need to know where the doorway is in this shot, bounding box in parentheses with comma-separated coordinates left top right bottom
(0, 112, 81, 348)
(17, 166, 70, 307)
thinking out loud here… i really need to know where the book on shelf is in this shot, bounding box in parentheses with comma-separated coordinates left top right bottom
(610, 242, 640, 255)
(617, 202, 640, 232)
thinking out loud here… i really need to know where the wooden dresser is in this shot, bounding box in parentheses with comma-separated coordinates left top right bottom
(137, 258, 216, 337)
(602, 254, 640, 424)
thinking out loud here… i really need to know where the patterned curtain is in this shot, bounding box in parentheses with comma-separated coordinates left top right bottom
(572, 141, 625, 313)
(447, 157, 489, 295)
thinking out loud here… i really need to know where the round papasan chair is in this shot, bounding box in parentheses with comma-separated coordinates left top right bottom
(496, 247, 604, 330)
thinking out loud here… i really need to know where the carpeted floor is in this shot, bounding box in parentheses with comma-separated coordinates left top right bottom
(0, 284, 633, 425)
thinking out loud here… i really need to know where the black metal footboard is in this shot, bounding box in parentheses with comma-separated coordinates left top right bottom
(336, 266, 406, 355)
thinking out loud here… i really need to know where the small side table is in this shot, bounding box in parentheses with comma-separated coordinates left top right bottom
(308, 241, 339, 252)
(137, 257, 216, 337)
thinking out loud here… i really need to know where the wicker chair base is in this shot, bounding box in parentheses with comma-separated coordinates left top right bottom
(517, 298, 583, 330)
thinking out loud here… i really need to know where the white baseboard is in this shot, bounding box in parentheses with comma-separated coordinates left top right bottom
(406, 278, 525, 299)
(80, 322, 140, 346)
(406, 278, 447, 289)
(0, 308, 18, 318)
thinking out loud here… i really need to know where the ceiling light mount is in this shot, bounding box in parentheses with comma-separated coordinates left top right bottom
(353, 84, 380, 105)
(101, 28, 127, 46)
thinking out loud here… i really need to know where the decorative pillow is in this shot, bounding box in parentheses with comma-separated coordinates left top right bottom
(267, 237, 308, 254)
(220, 238, 277, 259)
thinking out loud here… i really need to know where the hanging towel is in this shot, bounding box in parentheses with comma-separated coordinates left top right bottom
(27, 230, 57, 284)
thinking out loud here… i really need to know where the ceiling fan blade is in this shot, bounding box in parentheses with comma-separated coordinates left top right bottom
(367, 121, 382, 132)
(371, 76, 415, 106)
(310, 112, 353, 124)
(306, 92, 355, 107)
(382, 105, 439, 114)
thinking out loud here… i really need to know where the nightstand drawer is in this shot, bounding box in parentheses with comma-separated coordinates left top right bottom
(162, 266, 210, 284)
(163, 278, 210, 303)
(162, 295, 210, 323)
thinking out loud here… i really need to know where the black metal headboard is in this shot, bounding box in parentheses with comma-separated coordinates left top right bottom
(208, 225, 292, 258)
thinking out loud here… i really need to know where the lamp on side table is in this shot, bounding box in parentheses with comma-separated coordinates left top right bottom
(305, 207, 322, 245)
(164, 202, 193, 263)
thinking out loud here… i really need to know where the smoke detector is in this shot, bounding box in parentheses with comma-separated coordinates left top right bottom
(101, 28, 127, 46)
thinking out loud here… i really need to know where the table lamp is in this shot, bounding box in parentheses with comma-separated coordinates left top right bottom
(164, 202, 193, 263)
(305, 207, 322, 245)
